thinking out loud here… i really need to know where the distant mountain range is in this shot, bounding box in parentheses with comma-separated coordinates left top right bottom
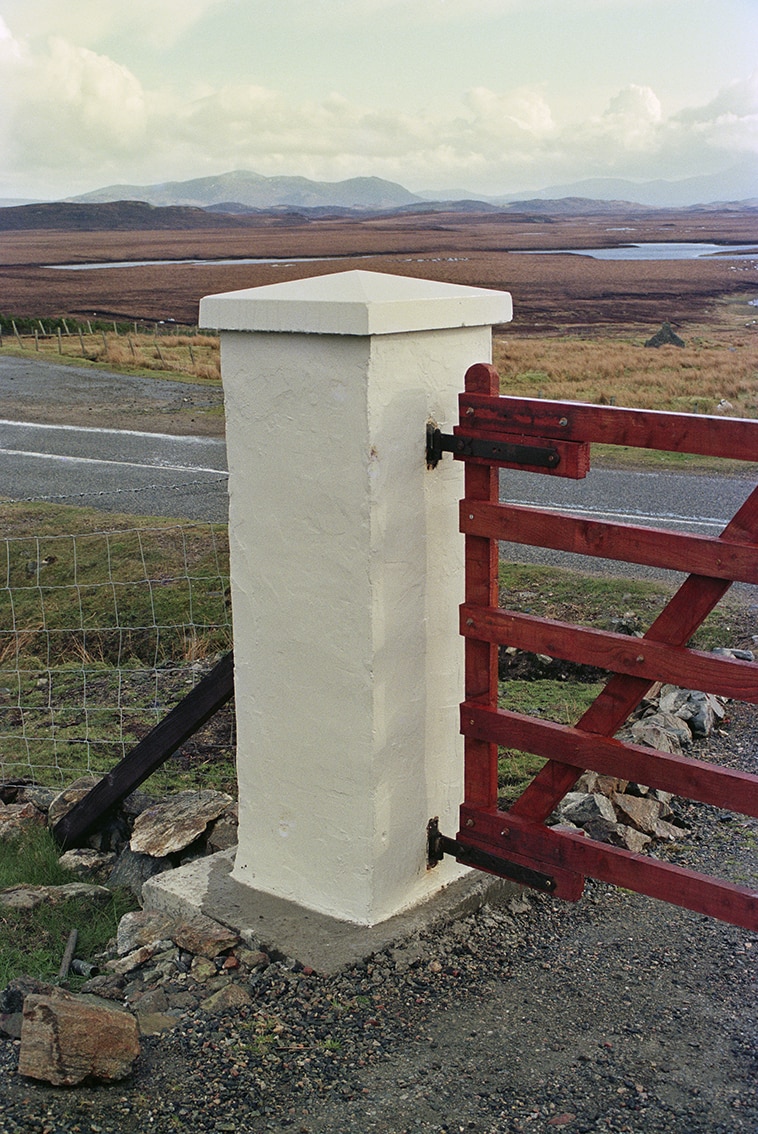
(67, 171, 420, 211)
(421, 161, 757, 209)
(0, 165, 755, 222)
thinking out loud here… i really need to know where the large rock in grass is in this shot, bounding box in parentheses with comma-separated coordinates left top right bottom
(0, 882, 112, 911)
(18, 991, 140, 1085)
(644, 322, 685, 348)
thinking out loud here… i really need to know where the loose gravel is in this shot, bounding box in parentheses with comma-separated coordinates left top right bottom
(1, 702, 756, 1134)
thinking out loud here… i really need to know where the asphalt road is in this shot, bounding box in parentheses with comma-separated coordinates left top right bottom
(498, 465, 756, 583)
(0, 354, 228, 520)
(1, 358, 755, 589)
(0, 417, 229, 520)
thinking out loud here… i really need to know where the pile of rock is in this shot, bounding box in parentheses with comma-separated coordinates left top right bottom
(548, 679, 734, 851)
(1, 781, 251, 1083)
(0, 779, 238, 902)
(1, 908, 273, 1085)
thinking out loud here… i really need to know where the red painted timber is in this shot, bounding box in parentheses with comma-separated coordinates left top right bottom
(461, 500, 758, 585)
(462, 364, 500, 808)
(461, 702, 758, 817)
(459, 394, 758, 462)
(509, 484, 758, 822)
(460, 605, 758, 701)
(458, 805, 758, 931)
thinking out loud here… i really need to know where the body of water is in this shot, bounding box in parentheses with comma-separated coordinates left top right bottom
(46, 255, 354, 271)
(517, 242, 758, 261)
(47, 242, 758, 271)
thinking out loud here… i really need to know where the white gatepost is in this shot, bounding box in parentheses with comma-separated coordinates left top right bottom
(200, 270, 512, 927)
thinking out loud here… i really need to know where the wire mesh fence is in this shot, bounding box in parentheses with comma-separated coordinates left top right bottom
(0, 521, 234, 788)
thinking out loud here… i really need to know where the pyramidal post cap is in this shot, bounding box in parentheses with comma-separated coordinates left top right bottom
(200, 269, 512, 336)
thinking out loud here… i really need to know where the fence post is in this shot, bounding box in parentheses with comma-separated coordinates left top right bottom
(199, 269, 512, 925)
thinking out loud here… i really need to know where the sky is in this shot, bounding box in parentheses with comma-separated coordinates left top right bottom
(0, 0, 757, 201)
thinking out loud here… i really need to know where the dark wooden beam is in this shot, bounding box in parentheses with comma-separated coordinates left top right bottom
(53, 651, 235, 849)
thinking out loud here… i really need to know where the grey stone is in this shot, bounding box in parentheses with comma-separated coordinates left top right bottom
(200, 983, 253, 1015)
(117, 909, 178, 956)
(17, 785, 57, 811)
(0, 800, 46, 842)
(137, 1011, 178, 1036)
(206, 804, 239, 853)
(58, 848, 116, 881)
(614, 794, 663, 835)
(132, 986, 169, 1016)
(105, 944, 159, 975)
(0, 882, 111, 910)
(582, 817, 652, 853)
(574, 772, 629, 797)
(130, 790, 234, 857)
(107, 847, 174, 901)
(171, 913, 240, 959)
(630, 712, 691, 753)
(561, 792, 617, 827)
(78, 974, 126, 1001)
(47, 776, 100, 830)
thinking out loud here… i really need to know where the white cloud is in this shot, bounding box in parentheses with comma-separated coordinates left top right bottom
(12, 38, 146, 157)
(672, 72, 758, 155)
(0, 15, 755, 198)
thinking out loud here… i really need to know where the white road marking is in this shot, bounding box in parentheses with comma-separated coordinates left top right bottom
(504, 499, 730, 531)
(0, 447, 227, 476)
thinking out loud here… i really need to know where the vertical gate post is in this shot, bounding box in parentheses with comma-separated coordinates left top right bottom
(200, 270, 512, 925)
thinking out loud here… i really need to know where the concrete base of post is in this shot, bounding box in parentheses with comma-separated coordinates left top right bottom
(143, 849, 520, 974)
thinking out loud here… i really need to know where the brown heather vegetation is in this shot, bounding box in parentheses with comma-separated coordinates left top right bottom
(1, 206, 756, 420)
(493, 331, 758, 417)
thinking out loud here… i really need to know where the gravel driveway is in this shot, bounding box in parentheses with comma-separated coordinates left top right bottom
(1, 704, 755, 1134)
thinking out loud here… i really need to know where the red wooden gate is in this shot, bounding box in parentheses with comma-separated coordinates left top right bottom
(428, 363, 758, 931)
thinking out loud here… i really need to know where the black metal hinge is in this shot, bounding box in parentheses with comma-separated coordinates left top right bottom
(426, 424, 560, 471)
(426, 817, 556, 893)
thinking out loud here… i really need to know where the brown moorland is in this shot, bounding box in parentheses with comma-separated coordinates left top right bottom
(1, 206, 757, 335)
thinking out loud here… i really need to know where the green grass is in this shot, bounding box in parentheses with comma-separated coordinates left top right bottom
(0, 502, 231, 669)
(497, 678, 605, 805)
(0, 825, 137, 987)
(498, 561, 746, 649)
(0, 500, 234, 791)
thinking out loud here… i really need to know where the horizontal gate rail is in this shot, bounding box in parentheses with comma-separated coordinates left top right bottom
(461, 501, 758, 584)
(460, 606, 758, 700)
(458, 804, 758, 930)
(458, 392, 758, 463)
(435, 363, 758, 931)
(462, 704, 758, 817)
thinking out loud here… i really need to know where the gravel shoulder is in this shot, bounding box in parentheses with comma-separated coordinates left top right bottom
(0, 354, 225, 437)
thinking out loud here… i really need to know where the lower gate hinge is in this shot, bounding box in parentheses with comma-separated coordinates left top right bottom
(426, 816, 557, 894)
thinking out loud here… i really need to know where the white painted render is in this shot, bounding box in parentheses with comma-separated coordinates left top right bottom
(200, 270, 512, 925)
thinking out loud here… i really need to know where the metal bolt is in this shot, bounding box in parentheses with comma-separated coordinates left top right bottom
(559, 417, 568, 427)
(466, 618, 474, 627)
(636, 655, 645, 663)
(500, 828, 510, 838)
(466, 406, 475, 415)
(465, 818, 475, 828)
